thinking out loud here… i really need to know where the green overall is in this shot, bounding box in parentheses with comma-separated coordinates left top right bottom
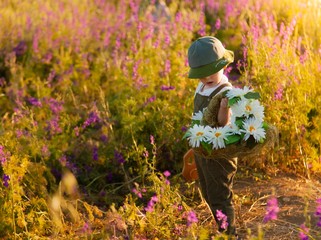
(193, 86, 237, 235)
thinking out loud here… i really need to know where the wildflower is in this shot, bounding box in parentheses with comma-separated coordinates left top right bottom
(187, 124, 207, 148)
(191, 110, 203, 121)
(114, 150, 125, 164)
(132, 188, 142, 198)
(181, 126, 188, 132)
(160, 85, 175, 91)
(28, 97, 42, 107)
(144, 96, 156, 105)
(163, 170, 171, 184)
(298, 224, 309, 240)
(274, 86, 283, 100)
(100, 134, 108, 143)
(145, 194, 159, 212)
(13, 41, 28, 56)
(164, 59, 171, 75)
(231, 99, 264, 120)
(215, 18, 221, 30)
(0, 145, 9, 165)
(41, 145, 50, 158)
(83, 111, 100, 129)
(92, 146, 98, 161)
(205, 126, 231, 149)
(315, 198, 321, 227)
(163, 170, 171, 178)
(241, 117, 266, 142)
(81, 222, 92, 234)
(263, 197, 279, 223)
(150, 135, 155, 145)
(74, 126, 80, 137)
(216, 210, 229, 230)
(225, 86, 253, 100)
(46, 98, 64, 115)
(187, 210, 198, 226)
(46, 116, 62, 135)
(2, 174, 10, 188)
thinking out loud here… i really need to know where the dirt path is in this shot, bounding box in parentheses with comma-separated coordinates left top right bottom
(233, 172, 321, 239)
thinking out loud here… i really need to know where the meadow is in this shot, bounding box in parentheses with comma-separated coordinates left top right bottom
(0, 0, 321, 239)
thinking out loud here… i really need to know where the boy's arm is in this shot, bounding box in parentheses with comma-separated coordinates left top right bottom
(217, 98, 231, 126)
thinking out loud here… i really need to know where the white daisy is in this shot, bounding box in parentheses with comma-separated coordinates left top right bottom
(205, 126, 231, 149)
(187, 124, 208, 148)
(241, 117, 266, 142)
(231, 99, 264, 120)
(191, 110, 204, 121)
(225, 86, 253, 99)
(228, 120, 241, 135)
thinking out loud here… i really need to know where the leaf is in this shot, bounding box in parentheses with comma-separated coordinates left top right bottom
(228, 97, 240, 107)
(262, 122, 269, 129)
(201, 141, 212, 153)
(225, 135, 241, 145)
(235, 117, 244, 128)
(182, 131, 191, 140)
(244, 92, 260, 99)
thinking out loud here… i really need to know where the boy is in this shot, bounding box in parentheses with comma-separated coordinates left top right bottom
(187, 36, 238, 237)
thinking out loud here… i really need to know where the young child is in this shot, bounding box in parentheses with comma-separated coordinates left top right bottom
(187, 36, 238, 237)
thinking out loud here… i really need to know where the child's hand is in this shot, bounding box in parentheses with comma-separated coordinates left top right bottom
(220, 98, 229, 109)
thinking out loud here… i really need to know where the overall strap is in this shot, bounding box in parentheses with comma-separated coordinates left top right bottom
(209, 82, 232, 99)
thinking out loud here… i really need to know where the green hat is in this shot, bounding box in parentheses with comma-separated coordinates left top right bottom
(188, 36, 234, 79)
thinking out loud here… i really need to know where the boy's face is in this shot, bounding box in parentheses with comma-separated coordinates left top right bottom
(199, 69, 224, 88)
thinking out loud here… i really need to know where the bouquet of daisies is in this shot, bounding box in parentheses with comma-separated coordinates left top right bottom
(183, 86, 275, 158)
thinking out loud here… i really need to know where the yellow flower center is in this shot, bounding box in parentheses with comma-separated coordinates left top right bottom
(215, 132, 221, 138)
(246, 105, 252, 112)
(196, 132, 204, 136)
(249, 126, 256, 132)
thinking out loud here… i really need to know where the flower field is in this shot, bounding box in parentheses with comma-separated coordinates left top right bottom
(0, 0, 321, 239)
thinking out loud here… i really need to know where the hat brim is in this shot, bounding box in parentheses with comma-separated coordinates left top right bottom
(188, 50, 234, 79)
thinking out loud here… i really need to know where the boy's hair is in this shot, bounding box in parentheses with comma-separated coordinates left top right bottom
(188, 36, 234, 79)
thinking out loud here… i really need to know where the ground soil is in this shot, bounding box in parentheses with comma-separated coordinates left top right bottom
(234, 171, 321, 239)
(193, 169, 321, 239)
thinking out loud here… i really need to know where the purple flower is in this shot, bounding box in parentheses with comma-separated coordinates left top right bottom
(216, 210, 229, 230)
(81, 222, 92, 234)
(163, 170, 171, 178)
(0, 145, 9, 165)
(215, 18, 221, 30)
(298, 224, 309, 240)
(145, 195, 159, 212)
(263, 197, 280, 223)
(28, 97, 42, 107)
(132, 188, 142, 198)
(160, 85, 175, 91)
(46, 98, 64, 114)
(316, 198, 321, 227)
(13, 41, 28, 56)
(92, 146, 98, 161)
(41, 145, 50, 158)
(100, 134, 108, 143)
(114, 150, 125, 164)
(74, 127, 80, 137)
(144, 96, 156, 105)
(181, 126, 188, 132)
(187, 210, 198, 226)
(83, 111, 100, 129)
(2, 174, 10, 188)
(45, 116, 62, 135)
(274, 86, 283, 100)
(150, 135, 155, 145)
